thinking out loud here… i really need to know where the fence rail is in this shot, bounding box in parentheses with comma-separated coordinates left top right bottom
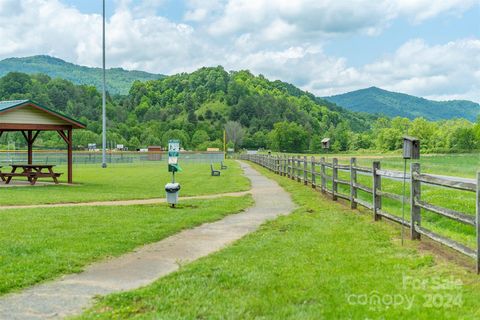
(240, 154, 480, 273)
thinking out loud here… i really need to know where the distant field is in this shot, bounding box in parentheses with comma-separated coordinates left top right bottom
(0, 160, 250, 205)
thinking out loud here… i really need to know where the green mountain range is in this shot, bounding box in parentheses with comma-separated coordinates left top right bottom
(324, 86, 480, 121)
(0, 55, 164, 95)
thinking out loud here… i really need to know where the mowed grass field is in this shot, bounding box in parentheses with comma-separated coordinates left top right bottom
(0, 160, 250, 205)
(0, 195, 253, 295)
(78, 162, 480, 319)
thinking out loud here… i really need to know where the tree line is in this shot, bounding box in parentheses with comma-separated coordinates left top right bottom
(0, 69, 478, 154)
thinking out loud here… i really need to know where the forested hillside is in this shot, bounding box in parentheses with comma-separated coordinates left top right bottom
(0, 68, 479, 153)
(325, 86, 480, 121)
(0, 68, 374, 152)
(0, 55, 163, 95)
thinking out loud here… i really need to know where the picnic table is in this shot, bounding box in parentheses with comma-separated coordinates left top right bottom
(0, 164, 62, 185)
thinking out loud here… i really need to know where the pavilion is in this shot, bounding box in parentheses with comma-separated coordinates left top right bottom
(0, 100, 86, 183)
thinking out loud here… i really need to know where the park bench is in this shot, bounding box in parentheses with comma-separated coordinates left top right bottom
(0, 166, 5, 182)
(211, 164, 221, 176)
(221, 161, 228, 170)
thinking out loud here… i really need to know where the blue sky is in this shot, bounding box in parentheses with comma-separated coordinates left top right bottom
(1, 0, 479, 101)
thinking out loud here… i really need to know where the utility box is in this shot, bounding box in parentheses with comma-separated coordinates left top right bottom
(165, 183, 181, 207)
(403, 136, 420, 159)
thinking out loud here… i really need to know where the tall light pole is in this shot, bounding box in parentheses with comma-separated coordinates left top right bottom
(101, 0, 107, 168)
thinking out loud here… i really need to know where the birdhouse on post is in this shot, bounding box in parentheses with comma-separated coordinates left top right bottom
(403, 136, 420, 159)
(321, 138, 331, 150)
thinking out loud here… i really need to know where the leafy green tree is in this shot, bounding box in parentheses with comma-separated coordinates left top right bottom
(191, 130, 210, 149)
(128, 137, 141, 149)
(451, 127, 477, 151)
(269, 122, 309, 152)
(161, 129, 190, 149)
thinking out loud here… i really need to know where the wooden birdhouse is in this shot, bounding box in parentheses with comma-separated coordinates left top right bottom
(321, 138, 330, 149)
(403, 136, 420, 159)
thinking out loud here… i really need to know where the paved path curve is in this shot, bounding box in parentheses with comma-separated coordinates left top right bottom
(0, 161, 296, 319)
(0, 191, 251, 211)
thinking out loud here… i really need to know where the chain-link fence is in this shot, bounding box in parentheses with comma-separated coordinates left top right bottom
(0, 151, 225, 165)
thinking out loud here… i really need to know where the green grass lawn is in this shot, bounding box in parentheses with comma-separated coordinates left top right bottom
(78, 162, 480, 320)
(0, 160, 249, 205)
(0, 195, 253, 295)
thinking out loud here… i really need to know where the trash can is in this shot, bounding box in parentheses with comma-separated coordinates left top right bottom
(165, 183, 181, 207)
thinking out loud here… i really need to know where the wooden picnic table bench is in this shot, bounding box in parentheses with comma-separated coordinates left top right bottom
(1, 164, 63, 185)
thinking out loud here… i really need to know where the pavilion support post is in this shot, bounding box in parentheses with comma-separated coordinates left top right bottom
(68, 129, 73, 184)
(27, 130, 33, 165)
(57, 129, 74, 184)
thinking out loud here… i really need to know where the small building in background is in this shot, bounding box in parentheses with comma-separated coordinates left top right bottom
(207, 147, 220, 152)
(147, 146, 163, 161)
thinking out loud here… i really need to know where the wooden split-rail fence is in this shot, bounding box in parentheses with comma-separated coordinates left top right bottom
(239, 154, 480, 273)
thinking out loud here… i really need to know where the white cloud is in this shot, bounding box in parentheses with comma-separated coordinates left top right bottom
(395, 0, 478, 23)
(0, 0, 100, 61)
(0, 0, 207, 74)
(203, 0, 477, 39)
(184, 0, 223, 22)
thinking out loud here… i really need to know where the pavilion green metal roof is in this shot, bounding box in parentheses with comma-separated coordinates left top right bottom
(0, 100, 29, 111)
(0, 99, 86, 128)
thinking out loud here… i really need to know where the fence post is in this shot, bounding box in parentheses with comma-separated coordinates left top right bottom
(373, 161, 381, 221)
(321, 157, 326, 193)
(303, 156, 308, 185)
(290, 156, 294, 180)
(296, 156, 300, 183)
(283, 155, 287, 176)
(279, 155, 283, 176)
(287, 157, 291, 178)
(410, 163, 421, 240)
(290, 156, 297, 180)
(332, 158, 338, 200)
(311, 156, 316, 189)
(350, 157, 357, 209)
(477, 172, 480, 274)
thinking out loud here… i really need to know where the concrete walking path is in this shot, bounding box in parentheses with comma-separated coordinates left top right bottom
(0, 191, 251, 211)
(0, 161, 296, 319)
